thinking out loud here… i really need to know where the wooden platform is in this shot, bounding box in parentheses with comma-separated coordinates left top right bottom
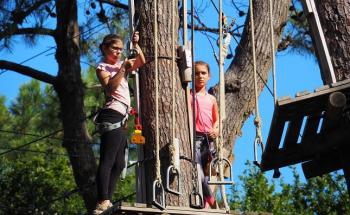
(260, 79, 350, 179)
(100, 202, 232, 215)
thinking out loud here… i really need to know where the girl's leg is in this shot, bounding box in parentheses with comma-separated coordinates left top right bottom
(108, 132, 127, 199)
(96, 129, 121, 200)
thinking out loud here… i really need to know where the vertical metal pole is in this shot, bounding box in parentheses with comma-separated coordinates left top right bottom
(129, 0, 146, 203)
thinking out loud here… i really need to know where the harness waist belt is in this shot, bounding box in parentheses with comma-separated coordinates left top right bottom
(97, 115, 128, 133)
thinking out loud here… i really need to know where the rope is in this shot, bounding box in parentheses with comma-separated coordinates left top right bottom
(154, 0, 161, 182)
(269, 0, 277, 105)
(249, 0, 262, 142)
(190, 0, 201, 197)
(169, 0, 176, 166)
(191, 0, 196, 163)
(218, 1, 230, 211)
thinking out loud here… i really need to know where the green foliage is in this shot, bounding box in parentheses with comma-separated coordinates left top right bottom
(114, 169, 136, 203)
(279, 0, 315, 57)
(0, 68, 138, 213)
(230, 161, 350, 214)
(0, 153, 83, 214)
(0, 81, 86, 214)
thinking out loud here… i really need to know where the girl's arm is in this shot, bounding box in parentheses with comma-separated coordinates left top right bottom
(96, 62, 130, 95)
(209, 97, 219, 139)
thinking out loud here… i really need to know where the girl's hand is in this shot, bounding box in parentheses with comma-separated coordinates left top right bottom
(208, 128, 219, 139)
(123, 58, 136, 71)
(132, 31, 140, 45)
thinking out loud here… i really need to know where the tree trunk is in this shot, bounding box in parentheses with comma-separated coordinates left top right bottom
(136, 0, 291, 207)
(137, 0, 193, 206)
(54, 0, 97, 212)
(216, 0, 290, 163)
(315, 0, 350, 81)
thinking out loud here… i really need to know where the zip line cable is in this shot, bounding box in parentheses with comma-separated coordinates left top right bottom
(0, 129, 99, 144)
(0, 129, 62, 156)
(0, 146, 69, 157)
(191, 4, 275, 98)
(0, 19, 111, 75)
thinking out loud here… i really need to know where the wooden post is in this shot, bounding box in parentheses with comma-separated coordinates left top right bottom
(300, 0, 336, 84)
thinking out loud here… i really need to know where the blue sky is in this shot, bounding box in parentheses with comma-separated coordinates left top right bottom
(0, 0, 324, 190)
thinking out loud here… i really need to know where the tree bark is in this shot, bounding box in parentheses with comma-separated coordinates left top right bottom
(54, 0, 97, 212)
(136, 0, 291, 207)
(137, 0, 193, 206)
(213, 0, 290, 165)
(315, 0, 350, 81)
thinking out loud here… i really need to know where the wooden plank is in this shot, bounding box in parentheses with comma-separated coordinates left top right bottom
(302, 151, 342, 179)
(282, 116, 304, 149)
(102, 202, 233, 215)
(262, 125, 350, 172)
(300, 0, 336, 84)
(300, 113, 322, 142)
(263, 107, 287, 154)
(303, 126, 350, 179)
(314, 85, 330, 92)
(330, 78, 350, 87)
(261, 81, 350, 172)
(279, 81, 350, 107)
(261, 145, 311, 171)
(295, 90, 310, 97)
(274, 82, 350, 122)
(277, 96, 292, 102)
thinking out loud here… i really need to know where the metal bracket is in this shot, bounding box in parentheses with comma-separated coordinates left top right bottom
(166, 165, 182, 195)
(208, 158, 234, 185)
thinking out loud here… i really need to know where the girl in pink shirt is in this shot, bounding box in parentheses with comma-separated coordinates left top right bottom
(193, 61, 219, 209)
(93, 32, 145, 215)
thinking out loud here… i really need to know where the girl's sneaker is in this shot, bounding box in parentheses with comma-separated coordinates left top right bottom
(93, 200, 113, 215)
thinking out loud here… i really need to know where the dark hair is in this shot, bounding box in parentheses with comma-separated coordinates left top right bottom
(99, 34, 123, 55)
(195, 60, 211, 74)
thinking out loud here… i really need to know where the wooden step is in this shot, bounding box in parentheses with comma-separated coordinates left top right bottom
(101, 202, 233, 215)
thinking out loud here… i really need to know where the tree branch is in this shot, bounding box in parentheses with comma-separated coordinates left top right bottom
(98, 0, 128, 10)
(189, 24, 241, 37)
(0, 27, 55, 40)
(11, 0, 52, 24)
(0, 60, 56, 85)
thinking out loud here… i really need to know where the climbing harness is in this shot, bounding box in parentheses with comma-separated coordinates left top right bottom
(166, 0, 182, 196)
(151, 0, 165, 210)
(93, 109, 128, 134)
